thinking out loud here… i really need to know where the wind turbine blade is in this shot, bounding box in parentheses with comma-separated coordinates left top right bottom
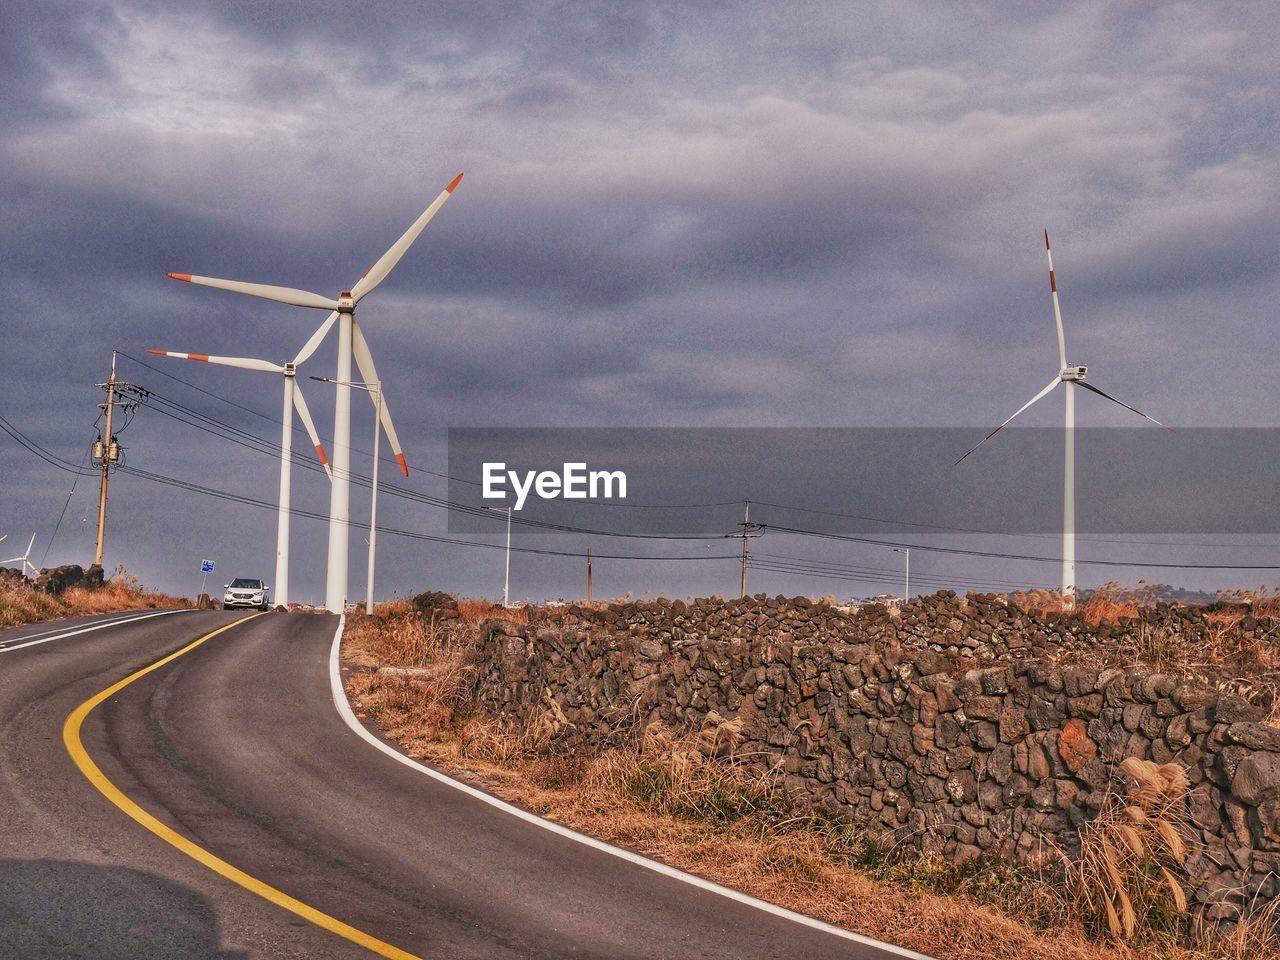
(350, 173, 463, 303)
(291, 384, 333, 480)
(1077, 381, 1166, 427)
(167, 274, 339, 311)
(292, 311, 340, 366)
(1045, 230, 1067, 370)
(145, 349, 282, 374)
(6, 534, 37, 570)
(352, 320, 409, 477)
(956, 376, 1063, 465)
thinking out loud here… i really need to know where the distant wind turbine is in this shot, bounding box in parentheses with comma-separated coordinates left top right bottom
(146, 314, 338, 608)
(167, 172, 463, 613)
(957, 231, 1165, 603)
(4, 533, 38, 578)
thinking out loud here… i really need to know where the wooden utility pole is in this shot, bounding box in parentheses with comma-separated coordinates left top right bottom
(92, 351, 135, 568)
(737, 499, 762, 598)
(586, 547, 593, 604)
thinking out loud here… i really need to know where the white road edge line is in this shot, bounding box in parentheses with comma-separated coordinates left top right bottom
(0, 609, 171, 646)
(0, 609, 192, 654)
(328, 616, 934, 960)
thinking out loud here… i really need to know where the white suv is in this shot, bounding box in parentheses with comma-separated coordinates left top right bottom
(223, 578, 270, 611)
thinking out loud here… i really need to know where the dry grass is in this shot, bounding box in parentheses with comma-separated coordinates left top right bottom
(1071, 759, 1193, 945)
(0, 566, 190, 628)
(456, 597, 529, 625)
(1009, 583, 1280, 721)
(1014, 582, 1170, 625)
(343, 597, 1279, 960)
(1193, 899, 1280, 960)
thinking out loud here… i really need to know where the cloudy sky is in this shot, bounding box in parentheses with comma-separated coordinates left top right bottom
(2, 1, 1279, 604)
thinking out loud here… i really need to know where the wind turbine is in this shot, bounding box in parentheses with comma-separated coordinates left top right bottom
(145, 313, 337, 608)
(4, 534, 38, 578)
(957, 231, 1164, 604)
(167, 172, 463, 613)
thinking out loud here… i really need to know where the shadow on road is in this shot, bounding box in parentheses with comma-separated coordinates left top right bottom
(0, 858, 247, 959)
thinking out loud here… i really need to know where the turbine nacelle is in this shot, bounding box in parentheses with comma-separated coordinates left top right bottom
(337, 292, 355, 313)
(1060, 365, 1087, 381)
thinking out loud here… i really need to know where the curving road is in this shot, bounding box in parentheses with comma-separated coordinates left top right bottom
(0, 610, 927, 959)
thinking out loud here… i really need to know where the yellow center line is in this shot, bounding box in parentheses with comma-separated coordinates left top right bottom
(62, 613, 423, 960)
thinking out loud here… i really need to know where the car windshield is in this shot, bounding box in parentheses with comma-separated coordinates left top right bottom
(230, 579, 262, 588)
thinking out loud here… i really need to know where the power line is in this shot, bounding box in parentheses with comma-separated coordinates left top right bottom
(759, 524, 1280, 571)
(42, 440, 94, 566)
(129, 384, 730, 541)
(115, 464, 738, 562)
(752, 551, 1047, 590)
(116, 355, 1280, 550)
(750, 499, 1280, 550)
(0, 415, 97, 475)
(8, 410, 1280, 581)
(747, 557, 1041, 593)
(121, 351, 737, 506)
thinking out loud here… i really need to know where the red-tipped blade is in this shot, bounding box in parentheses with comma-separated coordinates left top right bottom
(1043, 229, 1051, 250)
(167, 273, 192, 282)
(315, 444, 329, 466)
(146, 349, 209, 362)
(350, 177, 463, 302)
(395, 452, 409, 477)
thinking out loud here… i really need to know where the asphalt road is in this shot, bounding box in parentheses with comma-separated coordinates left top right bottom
(0, 609, 926, 959)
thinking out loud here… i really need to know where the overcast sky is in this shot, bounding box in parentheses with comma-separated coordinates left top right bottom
(2, 1, 1279, 604)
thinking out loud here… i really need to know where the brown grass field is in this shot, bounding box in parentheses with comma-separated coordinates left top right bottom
(0, 568, 191, 628)
(343, 594, 1280, 960)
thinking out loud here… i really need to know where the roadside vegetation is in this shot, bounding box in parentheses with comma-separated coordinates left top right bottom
(1017, 582, 1280, 725)
(0, 566, 191, 628)
(342, 592, 1280, 960)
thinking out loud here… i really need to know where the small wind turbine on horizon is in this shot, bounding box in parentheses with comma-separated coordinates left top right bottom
(146, 315, 337, 608)
(957, 230, 1165, 604)
(3, 534, 39, 578)
(167, 172, 463, 614)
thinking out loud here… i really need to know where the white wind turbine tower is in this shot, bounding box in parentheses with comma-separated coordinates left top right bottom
(4, 534, 38, 578)
(167, 172, 463, 613)
(957, 231, 1165, 604)
(146, 314, 338, 608)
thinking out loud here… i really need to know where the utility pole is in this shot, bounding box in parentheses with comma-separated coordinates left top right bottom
(894, 546, 910, 601)
(503, 505, 511, 607)
(586, 547, 593, 604)
(366, 382, 382, 616)
(92, 351, 135, 568)
(486, 505, 512, 607)
(732, 499, 762, 599)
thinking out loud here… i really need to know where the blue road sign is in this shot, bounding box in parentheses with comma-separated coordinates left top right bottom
(200, 559, 215, 573)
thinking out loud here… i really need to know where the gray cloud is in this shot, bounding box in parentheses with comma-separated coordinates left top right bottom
(3, 1, 1279, 602)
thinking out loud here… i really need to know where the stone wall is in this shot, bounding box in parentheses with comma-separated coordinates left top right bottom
(0, 563, 103, 594)
(473, 591, 1280, 922)
(35, 564, 105, 594)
